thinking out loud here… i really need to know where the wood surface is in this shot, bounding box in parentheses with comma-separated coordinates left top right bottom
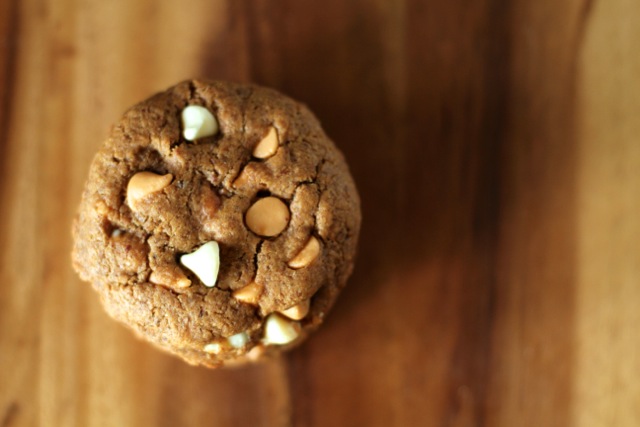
(1, 0, 639, 425)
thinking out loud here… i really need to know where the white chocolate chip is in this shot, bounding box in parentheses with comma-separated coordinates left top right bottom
(203, 342, 222, 354)
(263, 313, 300, 345)
(232, 281, 264, 305)
(181, 105, 218, 141)
(127, 171, 173, 210)
(228, 332, 249, 348)
(180, 241, 220, 287)
(111, 229, 124, 238)
(287, 236, 321, 269)
(279, 299, 310, 320)
(245, 197, 290, 237)
(252, 127, 279, 159)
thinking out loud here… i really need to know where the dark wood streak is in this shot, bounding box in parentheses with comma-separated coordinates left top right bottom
(481, 0, 584, 424)
(0, 0, 18, 279)
(0, 402, 19, 427)
(473, 0, 512, 425)
(577, 0, 595, 43)
(0, 0, 19, 184)
(573, 0, 595, 77)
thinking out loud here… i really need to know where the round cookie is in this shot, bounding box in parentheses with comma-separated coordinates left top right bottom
(71, 80, 361, 367)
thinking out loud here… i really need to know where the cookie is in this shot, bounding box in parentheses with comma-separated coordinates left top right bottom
(71, 80, 361, 367)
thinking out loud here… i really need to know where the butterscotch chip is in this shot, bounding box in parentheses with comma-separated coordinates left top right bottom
(279, 299, 310, 320)
(287, 236, 321, 269)
(71, 79, 361, 368)
(245, 197, 290, 237)
(149, 267, 192, 289)
(126, 171, 173, 210)
(252, 127, 279, 159)
(231, 168, 251, 189)
(246, 344, 265, 361)
(232, 281, 264, 305)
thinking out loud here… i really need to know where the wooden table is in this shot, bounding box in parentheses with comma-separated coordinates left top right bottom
(1, 0, 639, 425)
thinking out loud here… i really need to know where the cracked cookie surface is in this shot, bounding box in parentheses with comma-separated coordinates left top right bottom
(72, 80, 361, 367)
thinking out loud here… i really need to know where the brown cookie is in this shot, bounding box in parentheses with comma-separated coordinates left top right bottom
(71, 80, 361, 367)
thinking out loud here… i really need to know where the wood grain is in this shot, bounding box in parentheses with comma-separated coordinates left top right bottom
(1, 0, 639, 425)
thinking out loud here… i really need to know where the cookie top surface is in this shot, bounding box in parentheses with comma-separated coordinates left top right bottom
(72, 80, 361, 367)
